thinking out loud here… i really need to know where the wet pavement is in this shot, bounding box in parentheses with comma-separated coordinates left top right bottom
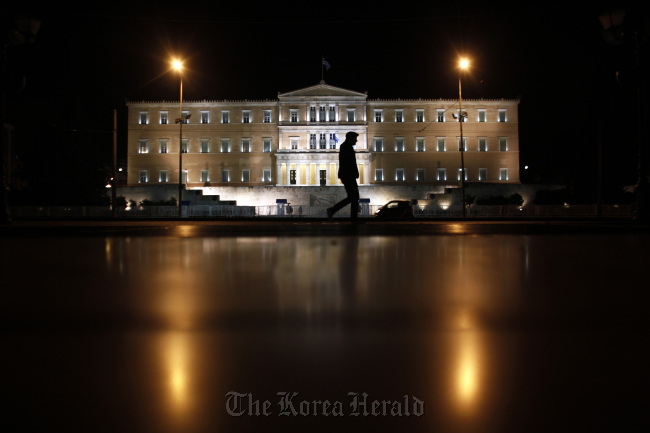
(1, 221, 649, 432)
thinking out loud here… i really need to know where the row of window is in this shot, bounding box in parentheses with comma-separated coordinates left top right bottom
(138, 108, 509, 125)
(375, 168, 509, 182)
(140, 169, 273, 184)
(138, 136, 509, 154)
(373, 108, 507, 123)
(140, 110, 274, 125)
(372, 137, 508, 152)
(139, 167, 509, 184)
(138, 138, 272, 154)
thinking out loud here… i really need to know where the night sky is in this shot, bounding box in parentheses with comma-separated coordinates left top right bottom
(3, 1, 644, 204)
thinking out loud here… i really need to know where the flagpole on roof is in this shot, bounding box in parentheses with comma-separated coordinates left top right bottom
(321, 54, 324, 82)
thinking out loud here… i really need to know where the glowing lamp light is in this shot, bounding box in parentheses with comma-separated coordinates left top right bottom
(459, 58, 470, 70)
(172, 59, 183, 71)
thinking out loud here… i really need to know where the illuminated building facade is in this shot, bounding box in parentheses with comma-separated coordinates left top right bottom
(126, 82, 519, 206)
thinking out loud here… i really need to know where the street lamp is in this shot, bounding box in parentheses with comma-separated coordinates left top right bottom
(458, 58, 469, 217)
(172, 59, 184, 218)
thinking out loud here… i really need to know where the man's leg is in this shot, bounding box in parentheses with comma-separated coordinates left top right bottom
(343, 180, 359, 221)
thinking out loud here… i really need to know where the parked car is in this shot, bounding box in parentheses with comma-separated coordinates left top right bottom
(374, 200, 414, 218)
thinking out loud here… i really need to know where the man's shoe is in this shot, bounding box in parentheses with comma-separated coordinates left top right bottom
(326, 208, 334, 220)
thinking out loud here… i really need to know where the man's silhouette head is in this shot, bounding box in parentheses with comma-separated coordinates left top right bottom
(345, 131, 358, 145)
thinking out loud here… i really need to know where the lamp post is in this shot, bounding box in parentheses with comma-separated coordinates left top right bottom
(458, 58, 469, 217)
(173, 59, 183, 218)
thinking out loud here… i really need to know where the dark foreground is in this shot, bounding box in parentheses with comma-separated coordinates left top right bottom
(1, 220, 649, 433)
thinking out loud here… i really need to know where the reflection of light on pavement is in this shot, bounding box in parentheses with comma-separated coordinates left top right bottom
(456, 330, 479, 409)
(447, 223, 466, 234)
(165, 332, 192, 416)
(174, 225, 199, 238)
(445, 307, 481, 415)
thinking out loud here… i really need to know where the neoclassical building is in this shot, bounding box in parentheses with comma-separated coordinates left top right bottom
(126, 82, 519, 207)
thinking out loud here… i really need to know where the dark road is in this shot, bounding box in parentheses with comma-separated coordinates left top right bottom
(1, 221, 649, 432)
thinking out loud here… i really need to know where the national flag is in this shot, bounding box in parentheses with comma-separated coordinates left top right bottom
(333, 134, 339, 144)
(322, 57, 331, 70)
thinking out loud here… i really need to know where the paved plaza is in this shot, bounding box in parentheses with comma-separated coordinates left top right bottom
(1, 220, 649, 432)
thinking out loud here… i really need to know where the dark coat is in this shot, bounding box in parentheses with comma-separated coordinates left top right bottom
(337, 140, 359, 180)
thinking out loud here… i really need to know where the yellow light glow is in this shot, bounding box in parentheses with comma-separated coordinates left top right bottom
(459, 58, 470, 70)
(172, 59, 183, 71)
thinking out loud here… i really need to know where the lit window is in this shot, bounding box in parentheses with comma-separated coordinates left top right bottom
(416, 168, 425, 181)
(181, 170, 188, 182)
(242, 139, 251, 153)
(347, 109, 355, 122)
(395, 137, 404, 152)
(319, 106, 326, 122)
(437, 138, 445, 152)
(181, 111, 190, 124)
(290, 138, 298, 150)
(499, 137, 508, 152)
(160, 112, 168, 125)
(200, 170, 209, 183)
(478, 168, 487, 181)
(138, 139, 148, 154)
(478, 137, 487, 152)
(201, 111, 209, 124)
(309, 134, 317, 149)
(222, 111, 230, 124)
(139, 170, 147, 183)
(139, 112, 148, 125)
(498, 109, 507, 122)
(263, 169, 271, 182)
(200, 139, 209, 153)
(221, 139, 230, 153)
(242, 111, 250, 124)
(310, 107, 317, 122)
(395, 110, 403, 123)
(416, 109, 424, 122)
(329, 133, 337, 149)
(329, 106, 336, 122)
(478, 109, 486, 122)
(319, 134, 327, 149)
(375, 169, 384, 181)
(159, 140, 168, 154)
(437, 168, 446, 181)
(458, 137, 467, 151)
(396, 168, 405, 181)
(221, 170, 230, 182)
(500, 168, 508, 180)
(437, 109, 445, 122)
(457, 168, 467, 181)
(416, 138, 425, 152)
(374, 138, 383, 152)
(290, 110, 298, 123)
(263, 110, 271, 123)
(263, 138, 271, 153)
(242, 170, 250, 182)
(159, 170, 168, 183)
(374, 110, 382, 122)
(181, 139, 188, 153)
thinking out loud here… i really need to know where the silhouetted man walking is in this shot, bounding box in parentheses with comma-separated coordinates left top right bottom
(327, 131, 360, 222)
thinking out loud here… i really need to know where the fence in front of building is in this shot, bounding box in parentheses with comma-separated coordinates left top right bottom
(9, 204, 634, 219)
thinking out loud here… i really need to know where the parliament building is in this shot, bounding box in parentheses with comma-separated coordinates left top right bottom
(126, 82, 519, 209)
